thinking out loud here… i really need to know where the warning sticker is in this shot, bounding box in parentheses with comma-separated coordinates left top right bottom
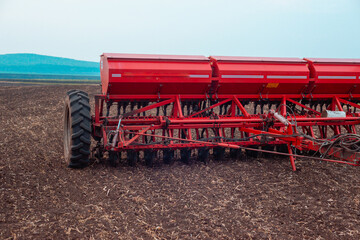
(266, 83, 279, 88)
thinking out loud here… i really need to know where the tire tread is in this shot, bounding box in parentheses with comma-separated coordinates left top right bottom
(64, 89, 91, 169)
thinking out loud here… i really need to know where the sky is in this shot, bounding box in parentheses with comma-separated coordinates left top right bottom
(0, 0, 359, 62)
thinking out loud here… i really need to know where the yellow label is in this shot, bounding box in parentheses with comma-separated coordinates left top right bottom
(266, 83, 279, 88)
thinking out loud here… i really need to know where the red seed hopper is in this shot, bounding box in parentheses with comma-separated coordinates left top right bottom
(210, 56, 310, 95)
(100, 53, 212, 95)
(305, 58, 360, 94)
(63, 53, 360, 171)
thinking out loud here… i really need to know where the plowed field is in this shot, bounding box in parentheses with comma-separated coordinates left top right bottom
(1, 85, 360, 239)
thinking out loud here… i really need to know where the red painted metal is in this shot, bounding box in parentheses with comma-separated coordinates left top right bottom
(305, 58, 360, 94)
(100, 53, 212, 95)
(210, 56, 309, 94)
(92, 53, 360, 171)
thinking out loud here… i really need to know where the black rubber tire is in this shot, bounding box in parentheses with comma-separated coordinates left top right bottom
(64, 90, 91, 168)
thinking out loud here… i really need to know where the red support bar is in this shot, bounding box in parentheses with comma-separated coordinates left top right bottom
(228, 101, 235, 116)
(123, 98, 174, 118)
(233, 96, 250, 118)
(287, 144, 297, 171)
(309, 126, 315, 138)
(334, 96, 344, 112)
(328, 97, 335, 111)
(122, 126, 152, 147)
(95, 96, 100, 123)
(281, 96, 286, 116)
(239, 127, 299, 143)
(173, 95, 184, 118)
(338, 98, 360, 110)
(187, 128, 192, 140)
(287, 98, 321, 115)
(189, 98, 232, 118)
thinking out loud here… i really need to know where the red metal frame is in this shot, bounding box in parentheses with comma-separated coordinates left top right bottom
(92, 94, 360, 170)
(92, 54, 360, 171)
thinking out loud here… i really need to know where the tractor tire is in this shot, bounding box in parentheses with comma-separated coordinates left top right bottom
(64, 90, 91, 168)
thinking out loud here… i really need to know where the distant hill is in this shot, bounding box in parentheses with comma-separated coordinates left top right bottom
(0, 53, 100, 76)
(0, 53, 100, 84)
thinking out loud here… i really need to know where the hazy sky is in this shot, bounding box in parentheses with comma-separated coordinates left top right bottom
(0, 0, 359, 62)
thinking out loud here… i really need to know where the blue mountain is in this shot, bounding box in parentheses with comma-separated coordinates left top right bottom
(0, 53, 100, 76)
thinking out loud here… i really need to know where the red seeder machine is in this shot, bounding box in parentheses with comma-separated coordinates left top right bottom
(64, 53, 360, 170)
